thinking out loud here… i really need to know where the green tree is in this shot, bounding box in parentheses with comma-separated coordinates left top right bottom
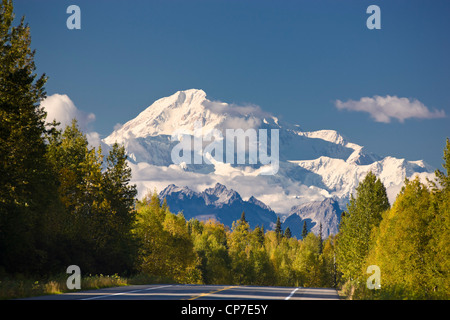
(46, 120, 103, 272)
(0, 0, 57, 274)
(301, 221, 308, 239)
(368, 178, 436, 298)
(321, 236, 337, 288)
(134, 192, 200, 283)
(274, 216, 283, 238)
(254, 225, 265, 246)
(336, 171, 390, 282)
(434, 138, 450, 191)
(284, 227, 292, 239)
(45, 121, 139, 274)
(249, 242, 274, 285)
(191, 219, 231, 284)
(99, 143, 138, 274)
(239, 211, 247, 224)
(427, 138, 450, 297)
(293, 233, 322, 287)
(318, 223, 323, 254)
(366, 139, 450, 299)
(228, 214, 253, 284)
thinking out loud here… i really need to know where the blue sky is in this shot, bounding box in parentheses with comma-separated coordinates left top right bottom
(14, 0, 450, 168)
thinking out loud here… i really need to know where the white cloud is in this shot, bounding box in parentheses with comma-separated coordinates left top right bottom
(205, 100, 269, 118)
(335, 95, 446, 123)
(41, 94, 102, 147)
(42, 94, 96, 131)
(203, 100, 270, 130)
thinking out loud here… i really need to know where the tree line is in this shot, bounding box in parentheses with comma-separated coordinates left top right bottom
(335, 140, 450, 299)
(133, 192, 336, 287)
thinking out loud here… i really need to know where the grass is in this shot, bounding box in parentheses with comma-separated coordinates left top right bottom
(0, 273, 175, 300)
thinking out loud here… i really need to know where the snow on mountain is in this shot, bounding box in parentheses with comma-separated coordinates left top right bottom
(105, 89, 220, 142)
(103, 89, 435, 236)
(289, 155, 435, 207)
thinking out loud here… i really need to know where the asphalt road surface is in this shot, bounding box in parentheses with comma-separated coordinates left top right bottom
(23, 284, 340, 300)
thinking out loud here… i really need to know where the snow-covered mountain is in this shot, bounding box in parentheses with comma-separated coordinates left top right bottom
(103, 89, 435, 237)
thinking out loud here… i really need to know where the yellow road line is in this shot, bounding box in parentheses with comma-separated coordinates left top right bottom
(188, 286, 237, 300)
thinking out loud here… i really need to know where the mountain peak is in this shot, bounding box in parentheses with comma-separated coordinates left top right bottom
(204, 183, 241, 205)
(160, 184, 195, 199)
(177, 88, 206, 98)
(104, 89, 219, 143)
(207, 182, 228, 194)
(163, 89, 207, 107)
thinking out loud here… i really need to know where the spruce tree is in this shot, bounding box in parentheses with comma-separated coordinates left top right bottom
(240, 211, 247, 223)
(100, 142, 138, 274)
(275, 216, 283, 237)
(284, 227, 292, 239)
(0, 0, 56, 274)
(301, 221, 308, 239)
(254, 226, 265, 246)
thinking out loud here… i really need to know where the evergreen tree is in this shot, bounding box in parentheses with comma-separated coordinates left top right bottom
(254, 226, 265, 246)
(240, 211, 247, 223)
(45, 121, 139, 274)
(0, 0, 57, 274)
(301, 221, 308, 239)
(275, 216, 283, 238)
(284, 227, 292, 239)
(46, 120, 101, 272)
(96, 142, 138, 274)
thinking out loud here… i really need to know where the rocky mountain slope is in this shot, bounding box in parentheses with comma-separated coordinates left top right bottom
(159, 183, 278, 230)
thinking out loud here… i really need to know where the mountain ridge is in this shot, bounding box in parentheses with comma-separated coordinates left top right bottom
(159, 182, 278, 230)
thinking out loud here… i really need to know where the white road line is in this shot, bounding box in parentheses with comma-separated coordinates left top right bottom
(285, 287, 300, 300)
(81, 285, 173, 300)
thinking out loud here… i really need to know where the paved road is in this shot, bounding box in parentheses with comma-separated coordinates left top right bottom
(23, 284, 340, 300)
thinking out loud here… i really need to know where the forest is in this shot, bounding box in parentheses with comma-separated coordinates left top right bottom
(0, 0, 448, 299)
(336, 165, 449, 299)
